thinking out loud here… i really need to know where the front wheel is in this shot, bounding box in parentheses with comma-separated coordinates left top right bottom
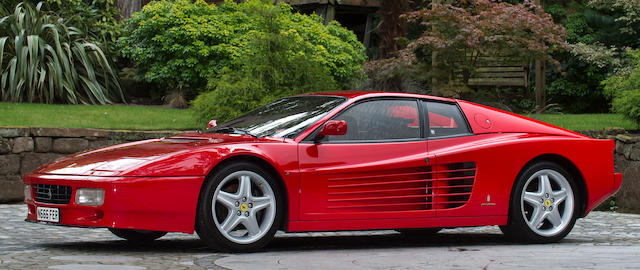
(196, 162, 283, 252)
(500, 161, 579, 243)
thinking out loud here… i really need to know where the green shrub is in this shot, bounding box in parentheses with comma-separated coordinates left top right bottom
(610, 90, 640, 123)
(120, 0, 365, 96)
(602, 50, 640, 124)
(191, 4, 338, 126)
(0, 2, 123, 104)
(546, 51, 610, 113)
(545, 4, 567, 21)
(563, 13, 596, 44)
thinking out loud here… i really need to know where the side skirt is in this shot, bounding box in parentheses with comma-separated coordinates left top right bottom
(286, 215, 507, 232)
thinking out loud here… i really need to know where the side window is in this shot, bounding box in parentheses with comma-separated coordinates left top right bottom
(424, 101, 470, 138)
(326, 99, 420, 141)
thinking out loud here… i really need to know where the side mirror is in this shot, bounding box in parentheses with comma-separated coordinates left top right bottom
(206, 119, 217, 129)
(318, 120, 347, 137)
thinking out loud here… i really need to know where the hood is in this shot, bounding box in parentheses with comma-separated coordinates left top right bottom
(33, 133, 280, 176)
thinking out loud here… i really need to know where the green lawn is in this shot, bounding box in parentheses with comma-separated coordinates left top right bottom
(526, 114, 639, 131)
(0, 102, 197, 130)
(0, 102, 637, 131)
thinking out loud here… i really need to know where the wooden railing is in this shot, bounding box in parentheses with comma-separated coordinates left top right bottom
(457, 56, 529, 87)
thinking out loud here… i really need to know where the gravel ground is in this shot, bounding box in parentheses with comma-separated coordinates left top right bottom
(1, 204, 639, 270)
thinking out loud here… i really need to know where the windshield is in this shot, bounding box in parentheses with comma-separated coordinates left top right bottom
(207, 95, 347, 138)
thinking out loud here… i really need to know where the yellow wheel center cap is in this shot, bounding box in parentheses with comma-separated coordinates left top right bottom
(544, 200, 551, 207)
(240, 203, 248, 211)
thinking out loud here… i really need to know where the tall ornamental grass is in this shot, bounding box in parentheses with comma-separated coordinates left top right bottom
(0, 2, 123, 104)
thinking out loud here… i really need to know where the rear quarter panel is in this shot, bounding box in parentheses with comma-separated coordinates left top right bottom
(428, 133, 615, 218)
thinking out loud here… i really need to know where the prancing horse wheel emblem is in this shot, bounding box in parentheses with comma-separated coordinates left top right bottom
(544, 199, 551, 207)
(240, 203, 248, 212)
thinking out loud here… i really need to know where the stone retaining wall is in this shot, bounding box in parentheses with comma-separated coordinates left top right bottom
(0, 127, 186, 202)
(576, 129, 640, 212)
(1, 127, 639, 213)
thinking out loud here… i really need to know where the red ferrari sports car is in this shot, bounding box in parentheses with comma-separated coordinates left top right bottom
(24, 92, 622, 252)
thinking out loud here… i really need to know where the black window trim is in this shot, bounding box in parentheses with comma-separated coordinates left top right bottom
(301, 97, 425, 144)
(420, 99, 474, 140)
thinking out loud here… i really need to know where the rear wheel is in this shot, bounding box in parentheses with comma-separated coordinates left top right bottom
(500, 161, 579, 243)
(108, 228, 166, 243)
(196, 162, 283, 252)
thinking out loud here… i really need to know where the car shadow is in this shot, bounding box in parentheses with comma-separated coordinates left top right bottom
(39, 238, 209, 253)
(37, 229, 591, 254)
(266, 231, 508, 252)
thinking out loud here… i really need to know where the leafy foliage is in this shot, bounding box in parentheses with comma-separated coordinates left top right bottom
(47, 0, 123, 59)
(191, 4, 338, 126)
(570, 42, 629, 70)
(601, 50, 640, 124)
(0, 0, 21, 16)
(1, 0, 122, 57)
(370, 0, 568, 88)
(544, 0, 640, 113)
(563, 13, 596, 44)
(120, 0, 365, 96)
(0, 2, 123, 104)
(545, 3, 567, 21)
(588, 0, 640, 35)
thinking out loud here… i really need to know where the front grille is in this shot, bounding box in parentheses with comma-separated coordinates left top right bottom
(33, 184, 72, 204)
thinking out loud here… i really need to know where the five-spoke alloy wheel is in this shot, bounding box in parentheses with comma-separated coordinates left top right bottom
(501, 161, 579, 243)
(196, 162, 283, 252)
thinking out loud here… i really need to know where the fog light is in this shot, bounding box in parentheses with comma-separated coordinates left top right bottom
(24, 184, 31, 202)
(75, 188, 105, 206)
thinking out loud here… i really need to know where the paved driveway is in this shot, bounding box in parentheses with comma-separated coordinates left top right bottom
(1, 204, 639, 269)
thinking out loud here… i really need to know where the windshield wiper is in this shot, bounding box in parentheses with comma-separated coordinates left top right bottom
(209, 127, 259, 138)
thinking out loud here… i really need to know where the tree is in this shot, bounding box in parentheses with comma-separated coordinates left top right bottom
(602, 50, 640, 125)
(116, 0, 142, 20)
(375, 0, 408, 91)
(191, 4, 338, 125)
(120, 0, 365, 98)
(374, 0, 568, 89)
(588, 0, 640, 35)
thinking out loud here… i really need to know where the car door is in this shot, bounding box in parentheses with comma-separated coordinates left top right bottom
(297, 98, 435, 221)
(421, 100, 501, 217)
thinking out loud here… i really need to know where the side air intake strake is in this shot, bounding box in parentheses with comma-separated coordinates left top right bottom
(327, 162, 476, 211)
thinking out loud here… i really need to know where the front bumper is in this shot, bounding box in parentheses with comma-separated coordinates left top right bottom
(24, 174, 205, 233)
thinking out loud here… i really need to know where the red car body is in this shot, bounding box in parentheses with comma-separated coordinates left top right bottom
(23, 92, 623, 235)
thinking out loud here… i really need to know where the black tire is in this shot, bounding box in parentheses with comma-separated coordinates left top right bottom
(396, 228, 442, 235)
(108, 228, 167, 242)
(195, 162, 284, 252)
(500, 161, 580, 243)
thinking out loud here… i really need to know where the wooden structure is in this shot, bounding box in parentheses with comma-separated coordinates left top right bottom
(117, 0, 154, 20)
(466, 57, 529, 88)
(285, 0, 380, 47)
